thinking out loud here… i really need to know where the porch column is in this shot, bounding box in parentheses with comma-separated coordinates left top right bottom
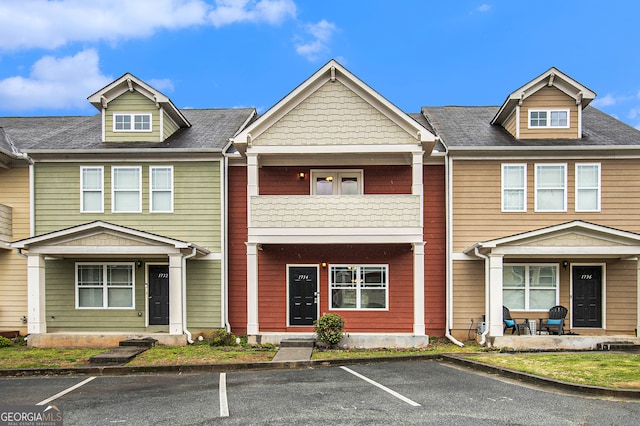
(168, 254, 183, 335)
(246, 242, 259, 335)
(413, 242, 426, 335)
(26, 254, 46, 334)
(488, 254, 504, 337)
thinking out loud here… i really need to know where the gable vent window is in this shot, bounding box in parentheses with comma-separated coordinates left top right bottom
(114, 113, 152, 132)
(529, 109, 569, 128)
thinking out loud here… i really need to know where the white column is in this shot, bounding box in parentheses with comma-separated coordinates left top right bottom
(168, 254, 183, 335)
(488, 254, 504, 337)
(413, 242, 426, 335)
(27, 254, 46, 334)
(246, 242, 259, 335)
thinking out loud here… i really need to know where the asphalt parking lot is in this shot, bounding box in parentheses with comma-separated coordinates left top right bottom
(1, 360, 639, 425)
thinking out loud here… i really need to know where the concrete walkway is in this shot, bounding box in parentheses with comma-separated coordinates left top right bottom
(271, 338, 314, 362)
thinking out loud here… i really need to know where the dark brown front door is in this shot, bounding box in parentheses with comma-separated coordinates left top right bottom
(572, 265, 602, 328)
(148, 265, 169, 325)
(288, 266, 318, 326)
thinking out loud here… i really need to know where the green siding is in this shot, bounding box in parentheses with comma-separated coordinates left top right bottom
(105, 91, 161, 142)
(186, 260, 222, 328)
(34, 161, 222, 250)
(162, 109, 180, 140)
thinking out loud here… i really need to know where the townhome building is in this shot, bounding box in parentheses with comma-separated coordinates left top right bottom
(2, 74, 254, 347)
(423, 67, 640, 349)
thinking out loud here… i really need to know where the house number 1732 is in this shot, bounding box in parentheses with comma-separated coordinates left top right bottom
(158, 273, 169, 278)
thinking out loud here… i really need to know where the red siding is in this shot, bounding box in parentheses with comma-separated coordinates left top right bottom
(259, 166, 412, 195)
(424, 165, 446, 336)
(258, 244, 414, 333)
(228, 166, 248, 334)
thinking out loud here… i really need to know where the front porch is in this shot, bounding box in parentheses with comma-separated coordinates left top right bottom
(27, 332, 188, 348)
(490, 334, 640, 351)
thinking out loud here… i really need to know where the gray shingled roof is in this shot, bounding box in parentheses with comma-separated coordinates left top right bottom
(422, 106, 640, 149)
(0, 108, 254, 152)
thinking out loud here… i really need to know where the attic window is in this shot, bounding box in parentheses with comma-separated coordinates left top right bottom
(114, 113, 152, 132)
(529, 109, 569, 128)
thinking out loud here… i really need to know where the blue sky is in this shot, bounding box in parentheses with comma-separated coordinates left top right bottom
(1, 1, 640, 129)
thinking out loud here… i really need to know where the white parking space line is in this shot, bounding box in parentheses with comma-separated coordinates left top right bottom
(36, 376, 96, 406)
(340, 366, 421, 407)
(219, 373, 229, 417)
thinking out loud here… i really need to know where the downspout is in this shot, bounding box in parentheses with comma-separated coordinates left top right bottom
(222, 154, 231, 332)
(182, 246, 197, 343)
(474, 246, 490, 346)
(445, 153, 464, 347)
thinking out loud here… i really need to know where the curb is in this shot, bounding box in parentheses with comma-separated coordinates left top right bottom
(1, 353, 639, 400)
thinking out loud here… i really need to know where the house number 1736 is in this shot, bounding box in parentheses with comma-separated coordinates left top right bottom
(581, 274, 593, 280)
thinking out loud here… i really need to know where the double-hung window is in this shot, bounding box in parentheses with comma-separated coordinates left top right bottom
(502, 164, 526, 212)
(535, 164, 567, 211)
(112, 166, 142, 213)
(529, 109, 569, 128)
(80, 166, 104, 213)
(575, 163, 601, 212)
(76, 263, 134, 309)
(329, 265, 388, 309)
(150, 166, 173, 213)
(312, 170, 363, 195)
(503, 264, 559, 311)
(114, 113, 152, 131)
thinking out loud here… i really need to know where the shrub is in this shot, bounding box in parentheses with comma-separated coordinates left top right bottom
(314, 313, 345, 347)
(0, 336, 12, 348)
(209, 329, 238, 347)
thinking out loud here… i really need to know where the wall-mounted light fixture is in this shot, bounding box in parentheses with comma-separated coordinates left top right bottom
(321, 262, 327, 268)
(136, 260, 142, 268)
(299, 172, 306, 180)
(562, 260, 568, 270)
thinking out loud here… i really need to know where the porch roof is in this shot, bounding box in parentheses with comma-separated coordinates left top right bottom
(11, 221, 209, 257)
(464, 220, 640, 258)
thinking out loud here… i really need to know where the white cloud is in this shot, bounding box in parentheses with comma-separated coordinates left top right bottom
(0, 49, 112, 111)
(207, 0, 296, 27)
(591, 93, 617, 108)
(477, 4, 491, 12)
(295, 19, 337, 62)
(148, 79, 175, 93)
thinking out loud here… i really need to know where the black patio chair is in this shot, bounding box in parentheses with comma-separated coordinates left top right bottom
(538, 305, 568, 335)
(503, 306, 530, 335)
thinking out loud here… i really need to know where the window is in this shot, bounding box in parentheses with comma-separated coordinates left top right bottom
(80, 166, 104, 212)
(576, 163, 601, 212)
(76, 263, 134, 309)
(112, 166, 142, 212)
(114, 113, 152, 132)
(329, 265, 388, 309)
(311, 170, 363, 195)
(502, 164, 526, 212)
(503, 264, 558, 311)
(529, 109, 569, 128)
(150, 166, 173, 212)
(535, 164, 566, 211)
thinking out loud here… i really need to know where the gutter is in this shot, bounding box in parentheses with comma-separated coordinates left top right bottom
(474, 246, 490, 346)
(444, 152, 464, 347)
(182, 246, 197, 343)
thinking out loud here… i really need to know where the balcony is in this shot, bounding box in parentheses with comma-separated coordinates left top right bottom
(0, 203, 12, 246)
(249, 195, 422, 244)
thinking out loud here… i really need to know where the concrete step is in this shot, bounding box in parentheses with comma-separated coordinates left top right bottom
(279, 338, 315, 348)
(272, 346, 313, 362)
(119, 337, 158, 348)
(89, 347, 148, 365)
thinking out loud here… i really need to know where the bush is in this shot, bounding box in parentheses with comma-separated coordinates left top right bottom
(0, 336, 12, 348)
(209, 329, 238, 347)
(314, 313, 345, 347)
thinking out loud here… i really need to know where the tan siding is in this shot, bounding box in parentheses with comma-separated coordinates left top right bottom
(34, 161, 222, 250)
(451, 260, 485, 336)
(0, 166, 30, 333)
(605, 260, 637, 334)
(504, 109, 517, 137)
(519, 86, 579, 139)
(452, 159, 640, 252)
(104, 91, 160, 142)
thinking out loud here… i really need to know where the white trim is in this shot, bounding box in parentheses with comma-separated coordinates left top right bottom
(149, 165, 174, 213)
(113, 113, 153, 132)
(80, 166, 104, 213)
(310, 169, 363, 195)
(569, 263, 606, 330)
(503, 263, 560, 311)
(75, 262, 135, 310)
(528, 108, 570, 129)
(328, 264, 389, 311)
(501, 163, 527, 212)
(286, 264, 320, 327)
(111, 166, 142, 213)
(246, 144, 424, 155)
(534, 163, 567, 212)
(144, 262, 169, 328)
(575, 163, 601, 212)
(247, 228, 423, 244)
